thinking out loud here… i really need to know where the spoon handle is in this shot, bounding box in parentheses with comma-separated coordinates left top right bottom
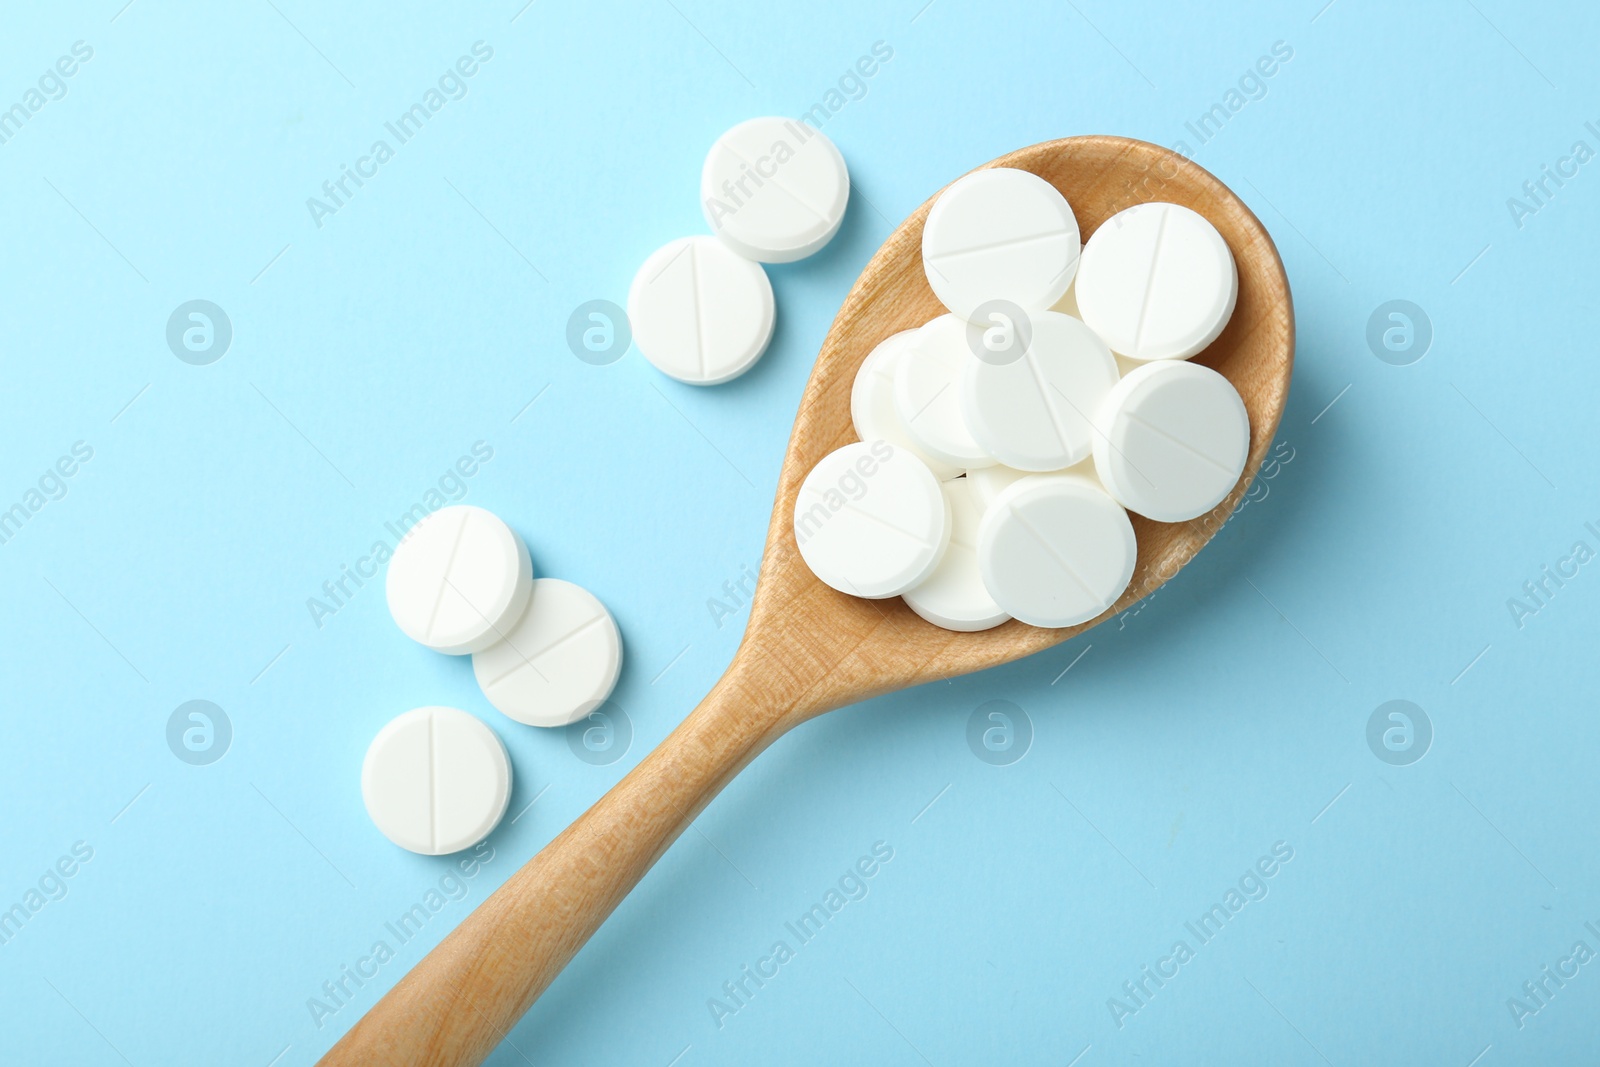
(317, 660, 797, 1067)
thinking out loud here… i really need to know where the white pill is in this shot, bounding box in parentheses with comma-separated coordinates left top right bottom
(701, 117, 850, 263)
(385, 505, 534, 656)
(851, 328, 962, 481)
(362, 706, 512, 856)
(1092, 360, 1250, 522)
(903, 477, 1009, 632)
(473, 578, 623, 728)
(921, 167, 1080, 321)
(961, 311, 1119, 471)
(795, 441, 950, 599)
(978, 474, 1136, 628)
(893, 315, 996, 469)
(628, 236, 776, 385)
(1075, 202, 1237, 362)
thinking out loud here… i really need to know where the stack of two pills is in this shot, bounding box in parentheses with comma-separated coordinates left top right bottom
(798, 167, 1252, 631)
(361, 505, 623, 856)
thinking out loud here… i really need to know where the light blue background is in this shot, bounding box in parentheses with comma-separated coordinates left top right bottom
(2, 1, 1596, 1064)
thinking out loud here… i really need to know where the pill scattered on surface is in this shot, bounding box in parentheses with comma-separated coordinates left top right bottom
(850, 328, 962, 481)
(977, 474, 1137, 629)
(628, 235, 776, 385)
(1075, 202, 1237, 362)
(473, 578, 623, 728)
(903, 477, 1010, 632)
(961, 311, 1119, 471)
(362, 706, 512, 856)
(894, 315, 998, 469)
(1093, 360, 1250, 522)
(921, 167, 1080, 321)
(794, 440, 950, 599)
(385, 505, 534, 656)
(702, 117, 849, 264)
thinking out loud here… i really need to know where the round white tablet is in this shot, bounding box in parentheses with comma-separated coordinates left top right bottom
(850, 328, 962, 481)
(893, 315, 996, 469)
(902, 477, 1009, 632)
(921, 167, 1080, 321)
(794, 441, 950, 599)
(1092, 360, 1250, 522)
(961, 311, 1119, 471)
(701, 117, 850, 263)
(385, 505, 534, 656)
(362, 706, 512, 856)
(473, 578, 623, 728)
(628, 236, 776, 384)
(978, 474, 1136, 628)
(1075, 202, 1237, 362)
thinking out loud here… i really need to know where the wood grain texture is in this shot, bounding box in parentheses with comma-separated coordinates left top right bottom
(318, 135, 1293, 1067)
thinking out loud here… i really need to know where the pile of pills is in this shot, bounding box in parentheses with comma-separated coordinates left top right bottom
(796, 168, 1250, 631)
(362, 505, 623, 855)
(356, 160, 1247, 850)
(629, 117, 851, 385)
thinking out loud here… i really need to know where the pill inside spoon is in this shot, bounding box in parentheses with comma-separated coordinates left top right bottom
(794, 170, 1253, 633)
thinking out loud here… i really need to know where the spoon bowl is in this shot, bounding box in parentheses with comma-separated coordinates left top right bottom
(320, 134, 1293, 1067)
(757, 134, 1292, 704)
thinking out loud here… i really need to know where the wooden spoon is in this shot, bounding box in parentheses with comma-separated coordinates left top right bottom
(319, 134, 1293, 1067)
